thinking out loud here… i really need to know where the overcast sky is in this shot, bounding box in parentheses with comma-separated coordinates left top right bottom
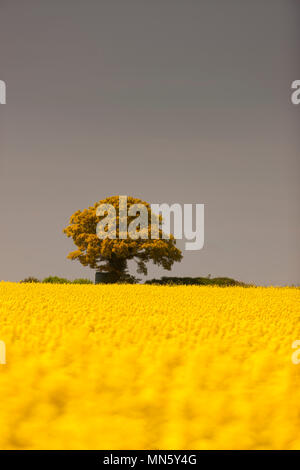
(0, 0, 299, 285)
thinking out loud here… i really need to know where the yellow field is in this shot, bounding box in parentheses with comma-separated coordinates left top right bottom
(0, 282, 299, 449)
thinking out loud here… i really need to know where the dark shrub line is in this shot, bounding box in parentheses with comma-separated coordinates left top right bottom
(20, 276, 93, 285)
(20, 275, 245, 286)
(145, 276, 246, 286)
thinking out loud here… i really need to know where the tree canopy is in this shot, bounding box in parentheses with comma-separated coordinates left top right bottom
(63, 196, 182, 282)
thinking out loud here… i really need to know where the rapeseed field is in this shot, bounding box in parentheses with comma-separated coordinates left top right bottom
(0, 282, 299, 449)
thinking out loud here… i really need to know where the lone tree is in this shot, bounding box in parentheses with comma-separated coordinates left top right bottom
(63, 195, 182, 283)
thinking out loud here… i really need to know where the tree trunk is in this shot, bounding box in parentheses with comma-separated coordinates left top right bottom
(108, 256, 128, 281)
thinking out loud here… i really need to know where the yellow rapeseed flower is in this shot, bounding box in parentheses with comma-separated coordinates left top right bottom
(0, 283, 299, 449)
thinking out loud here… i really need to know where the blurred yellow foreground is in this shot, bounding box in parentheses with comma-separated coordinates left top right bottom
(0, 283, 299, 449)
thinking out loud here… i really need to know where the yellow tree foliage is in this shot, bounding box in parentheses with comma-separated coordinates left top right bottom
(63, 196, 182, 282)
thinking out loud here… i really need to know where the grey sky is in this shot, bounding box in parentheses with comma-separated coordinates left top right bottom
(0, 0, 299, 285)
